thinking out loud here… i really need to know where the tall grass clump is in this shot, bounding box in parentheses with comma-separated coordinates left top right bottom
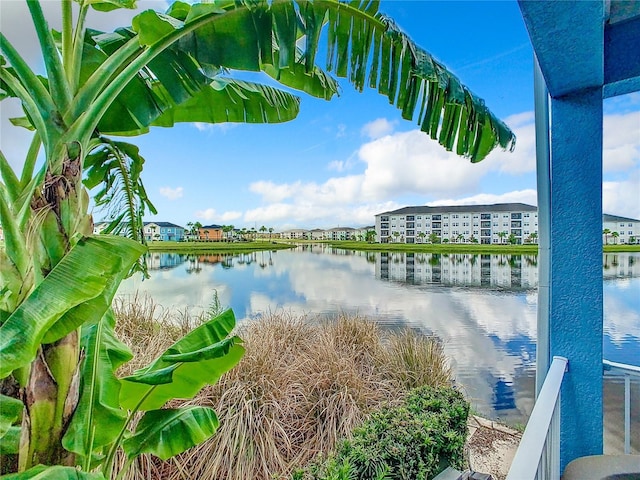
(113, 298, 455, 480)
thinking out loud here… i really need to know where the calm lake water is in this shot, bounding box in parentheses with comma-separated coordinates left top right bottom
(118, 246, 640, 453)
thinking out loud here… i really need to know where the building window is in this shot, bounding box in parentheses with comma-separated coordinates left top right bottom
(511, 213, 522, 219)
(381, 216, 389, 221)
(406, 230, 415, 236)
(406, 215, 415, 221)
(432, 215, 441, 221)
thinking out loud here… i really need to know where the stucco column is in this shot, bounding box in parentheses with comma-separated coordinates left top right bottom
(549, 86, 603, 467)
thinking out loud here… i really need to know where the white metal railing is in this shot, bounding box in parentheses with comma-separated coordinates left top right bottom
(506, 356, 568, 480)
(603, 359, 640, 454)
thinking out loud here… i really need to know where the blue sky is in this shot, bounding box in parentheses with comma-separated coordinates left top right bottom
(2, 0, 639, 230)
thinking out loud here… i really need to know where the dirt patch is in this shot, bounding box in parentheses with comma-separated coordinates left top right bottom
(465, 416, 522, 480)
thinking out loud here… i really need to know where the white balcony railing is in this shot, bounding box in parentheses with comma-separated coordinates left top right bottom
(506, 356, 568, 480)
(603, 359, 640, 454)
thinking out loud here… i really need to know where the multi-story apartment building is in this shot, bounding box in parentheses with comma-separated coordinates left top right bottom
(375, 204, 640, 245)
(375, 203, 539, 245)
(602, 214, 640, 244)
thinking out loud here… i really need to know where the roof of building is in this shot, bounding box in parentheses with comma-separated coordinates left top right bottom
(377, 203, 538, 216)
(603, 213, 640, 223)
(144, 221, 184, 229)
(201, 224, 223, 229)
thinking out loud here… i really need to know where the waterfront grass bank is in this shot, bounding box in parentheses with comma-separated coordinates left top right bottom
(147, 240, 295, 253)
(146, 239, 640, 254)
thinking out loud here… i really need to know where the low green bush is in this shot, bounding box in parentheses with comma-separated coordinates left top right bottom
(297, 385, 469, 480)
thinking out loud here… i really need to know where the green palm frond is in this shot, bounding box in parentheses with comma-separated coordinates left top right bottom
(83, 139, 156, 261)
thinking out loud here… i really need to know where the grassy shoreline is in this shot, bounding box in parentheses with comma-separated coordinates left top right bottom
(146, 240, 640, 254)
(147, 240, 295, 253)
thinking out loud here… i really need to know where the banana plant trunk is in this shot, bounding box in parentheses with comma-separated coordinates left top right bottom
(18, 148, 92, 470)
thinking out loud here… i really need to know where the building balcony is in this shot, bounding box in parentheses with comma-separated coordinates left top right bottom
(507, 357, 640, 480)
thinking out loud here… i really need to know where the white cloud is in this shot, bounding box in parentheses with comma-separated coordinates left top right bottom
(249, 181, 300, 203)
(361, 118, 396, 140)
(603, 111, 640, 172)
(243, 201, 399, 228)
(429, 189, 538, 208)
(192, 122, 237, 133)
(159, 186, 183, 200)
(220, 211, 243, 222)
(195, 208, 217, 221)
(603, 170, 640, 219)
(194, 208, 241, 222)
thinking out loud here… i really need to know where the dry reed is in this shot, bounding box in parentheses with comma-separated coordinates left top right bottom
(113, 298, 452, 480)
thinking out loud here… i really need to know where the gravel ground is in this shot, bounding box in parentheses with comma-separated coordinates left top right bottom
(465, 415, 522, 480)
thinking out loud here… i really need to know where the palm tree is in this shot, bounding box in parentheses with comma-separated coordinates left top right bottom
(497, 231, 508, 244)
(0, 0, 515, 475)
(392, 232, 401, 243)
(259, 225, 267, 239)
(222, 225, 234, 242)
(611, 231, 619, 245)
(268, 227, 274, 241)
(603, 228, 611, 245)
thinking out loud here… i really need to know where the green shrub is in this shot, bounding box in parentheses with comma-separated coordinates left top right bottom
(299, 385, 469, 480)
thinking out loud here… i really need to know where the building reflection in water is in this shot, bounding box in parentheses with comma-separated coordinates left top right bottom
(377, 253, 539, 289)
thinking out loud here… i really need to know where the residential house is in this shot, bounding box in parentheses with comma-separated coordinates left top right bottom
(144, 222, 184, 242)
(198, 225, 223, 241)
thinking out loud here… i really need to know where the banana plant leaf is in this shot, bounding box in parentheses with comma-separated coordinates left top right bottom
(119, 309, 244, 411)
(122, 406, 219, 461)
(0, 394, 22, 436)
(0, 426, 20, 455)
(151, 78, 301, 127)
(0, 235, 145, 379)
(0, 465, 105, 479)
(62, 310, 133, 461)
(0, 393, 22, 454)
(127, 0, 514, 161)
